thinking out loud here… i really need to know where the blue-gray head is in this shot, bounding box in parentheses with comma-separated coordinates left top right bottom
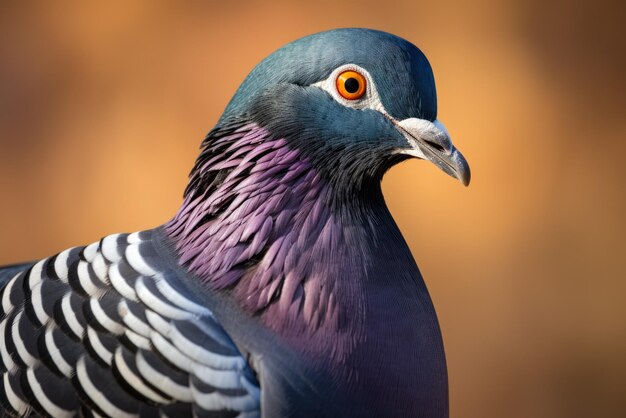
(217, 28, 470, 198)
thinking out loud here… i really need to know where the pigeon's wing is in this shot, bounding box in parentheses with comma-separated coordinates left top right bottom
(0, 229, 260, 418)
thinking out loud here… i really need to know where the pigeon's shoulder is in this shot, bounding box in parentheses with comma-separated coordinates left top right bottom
(0, 262, 34, 287)
(0, 229, 260, 417)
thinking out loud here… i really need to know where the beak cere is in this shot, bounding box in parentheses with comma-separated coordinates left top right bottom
(394, 117, 471, 186)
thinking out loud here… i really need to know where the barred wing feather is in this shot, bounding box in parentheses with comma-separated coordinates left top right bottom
(0, 229, 260, 418)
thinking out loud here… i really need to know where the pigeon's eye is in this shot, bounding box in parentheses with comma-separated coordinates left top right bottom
(336, 70, 366, 100)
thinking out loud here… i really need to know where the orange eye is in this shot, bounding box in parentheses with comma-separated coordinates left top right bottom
(336, 70, 366, 100)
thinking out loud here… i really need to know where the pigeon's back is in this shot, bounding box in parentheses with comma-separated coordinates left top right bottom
(0, 229, 260, 418)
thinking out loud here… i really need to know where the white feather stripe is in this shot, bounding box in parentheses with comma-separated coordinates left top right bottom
(135, 352, 192, 402)
(192, 363, 243, 390)
(26, 368, 74, 418)
(61, 293, 84, 339)
(150, 332, 193, 372)
(77, 261, 103, 296)
(30, 281, 50, 325)
(3, 372, 29, 415)
(101, 234, 122, 263)
(92, 254, 109, 284)
(124, 330, 152, 350)
(54, 248, 73, 282)
(127, 232, 143, 244)
(196, 318, 237, 346)
(86, 327, 113, 365)
(109, 263, 138, 301)
(191, 385, 258, 412)
(240, 373, 261, 400)
(11, 312, 37, 366)
(1, 274, 17, 314)
(125, 245, 156, 276)
(113, 348, 169, 404)
(89, 299, 124, 335)
(154, 277, 210, 316)
(0, 319, 16, 372)
(28, 259, 46, 289)
(43, 326, 73, 377)
(82, 242, 99, 262)
(169, 325, 244, 370)
(144, 310, 171, 337)
(76, 356, 138, 418)
(136, 278, 193, 321)
(118, 300, 151, 337)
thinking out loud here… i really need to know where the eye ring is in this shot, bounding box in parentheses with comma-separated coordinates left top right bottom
(336, 70, 366, 100)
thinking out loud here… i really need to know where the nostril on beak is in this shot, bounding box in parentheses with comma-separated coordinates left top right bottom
(424, 140, 446, 153)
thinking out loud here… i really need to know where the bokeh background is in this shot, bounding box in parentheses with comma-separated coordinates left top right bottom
(0, 1, 624, 417)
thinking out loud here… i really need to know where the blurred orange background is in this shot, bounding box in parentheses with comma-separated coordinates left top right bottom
(0, 1, 624, 417)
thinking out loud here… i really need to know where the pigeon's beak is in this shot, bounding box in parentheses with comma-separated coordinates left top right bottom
(393, 117, 471, 186)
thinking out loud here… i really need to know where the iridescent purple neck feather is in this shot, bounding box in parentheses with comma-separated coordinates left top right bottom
(165, 122, 387, 360)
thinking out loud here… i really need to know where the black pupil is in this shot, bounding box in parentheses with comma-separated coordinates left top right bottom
(344, 77, 360, 94)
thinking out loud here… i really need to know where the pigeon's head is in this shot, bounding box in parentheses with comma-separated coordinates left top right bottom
(219, 28, 470, 193)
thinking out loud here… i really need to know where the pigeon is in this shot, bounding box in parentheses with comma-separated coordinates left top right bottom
(0, 28, 469, 418)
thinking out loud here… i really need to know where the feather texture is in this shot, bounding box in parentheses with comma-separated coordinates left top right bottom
(0, 231, 259, 418)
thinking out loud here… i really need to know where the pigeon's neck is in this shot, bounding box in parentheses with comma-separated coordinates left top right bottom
(165, 123, 432, 362)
